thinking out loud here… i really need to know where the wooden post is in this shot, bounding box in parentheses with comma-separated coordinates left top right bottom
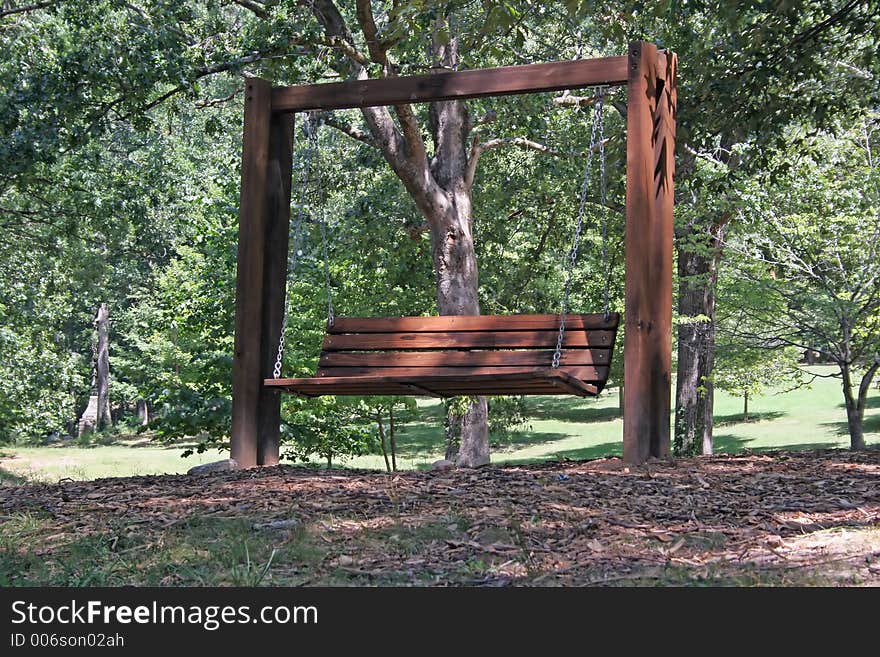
(623, 42, 676, 463)
(256, 112, 294, 466)
(231, 78, 272, 468)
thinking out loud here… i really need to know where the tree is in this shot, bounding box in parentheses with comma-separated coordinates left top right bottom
(724, 119, 880, 449)
(283, 397, 373, 468)
(549, 1, 880, 455)
(714, 345, 804, 423)
(6, 0, 878, 464)
(2, 0, 619, 466)
(661, 2, 880, 456)
(77, 302, 112, 435)
(354, 396, 416, 472)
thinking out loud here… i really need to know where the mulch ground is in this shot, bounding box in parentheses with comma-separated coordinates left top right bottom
(2, 449, 880, 586)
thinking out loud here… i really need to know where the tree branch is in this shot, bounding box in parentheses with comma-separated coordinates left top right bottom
(116, 51, 267, 121)
(465, 136, 560, 189)
(352, 1, 427, 168)
(857, 354, 880, 409)
(194, 86, 244, 109)
(553, 91, 601, 108)
(230, 0, 268, 19)
(308, 0, 442, 216)
(324, 35, 370, 67)
(0, 1, 55, 19)
(320, 113, 378, 147)
(355, 0, 387, 65)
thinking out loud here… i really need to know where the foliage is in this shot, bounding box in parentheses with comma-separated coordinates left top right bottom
(722, 117, 880, 447)
(487, 396, 531, 443)
(1, 0, 878, 460)
(281, 397, 374, 468)
(714, 345, 805, 410)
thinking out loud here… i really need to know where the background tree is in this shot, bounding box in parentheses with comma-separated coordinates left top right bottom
(714, 345, 804, 423)
(354, 396, 416, 472)
(560, 1, 880, 455)
(724, 118, 880, 449)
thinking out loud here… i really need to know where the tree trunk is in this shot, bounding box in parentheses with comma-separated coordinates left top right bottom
(389, 406, 397, 472)
(618, 385, 624, 417)
(94, 303, 111, 429)
(444, 404, 459, 460)
(805, 348, 816, 365)
(841, 359, 879, 450)
(743, 390, 749, 422)
(840, 362, 865, 450)
(429, 196, 489, 468)
(844, 402, 865, 450)
(674, 241, 719, 456)
(377, 413, 391, 473)
(136, 399, 150, 426)
(77, 303, 112, 436)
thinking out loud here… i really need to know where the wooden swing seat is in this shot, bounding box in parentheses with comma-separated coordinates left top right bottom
(265, 313, 619, 398)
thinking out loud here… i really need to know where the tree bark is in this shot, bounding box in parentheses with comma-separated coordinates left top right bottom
(94, 303, 111, 429)
(389, 406, 397, 472)
(841, 363, 865, 449)
(136, 399, 150, 426)
(840, 359, 879, 450)
(743, 389, 749, 422)
(674, 235, 720, 456)
(428, 195, 489, 467)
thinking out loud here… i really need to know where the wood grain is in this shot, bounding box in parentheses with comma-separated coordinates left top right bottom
(271, 58, 629, 112)
(231, 78, 272, 469)
(323, 330, 616, 351)
(328, 313, 619, 334)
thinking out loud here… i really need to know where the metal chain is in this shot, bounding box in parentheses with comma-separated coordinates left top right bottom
(599, 94, 609, 319)
(552, 87, 605, 368)
(273, 114, 316, 379)
(312, 114, 335, 327)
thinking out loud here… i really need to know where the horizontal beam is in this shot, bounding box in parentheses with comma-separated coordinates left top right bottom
(328, 313, 619, 334)
(271, 56, 629, 112)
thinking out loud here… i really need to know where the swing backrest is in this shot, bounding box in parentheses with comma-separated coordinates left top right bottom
(315, 313, 619, 388)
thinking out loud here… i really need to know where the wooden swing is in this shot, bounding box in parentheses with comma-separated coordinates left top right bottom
(232, 44, 677, 467)
(265, 313, 619, 398)
(265, 89, 618, 398)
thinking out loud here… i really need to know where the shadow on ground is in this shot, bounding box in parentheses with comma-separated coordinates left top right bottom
(713, 434, 840, 454)
(714, 411, 785, 427)
(524, 397, 622, 424)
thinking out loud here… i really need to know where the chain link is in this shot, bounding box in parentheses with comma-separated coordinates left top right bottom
(553, 88, 605, 368)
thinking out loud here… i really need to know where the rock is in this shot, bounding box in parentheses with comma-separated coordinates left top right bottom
(430, 459, 455, 471)
(252, 519, 299, 531)
(43, 432, 62, 445)
(187, 459, 238, 476)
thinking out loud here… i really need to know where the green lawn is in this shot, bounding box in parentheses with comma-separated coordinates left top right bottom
(0, 437, 224, 484)
(1, 366, 876, 483)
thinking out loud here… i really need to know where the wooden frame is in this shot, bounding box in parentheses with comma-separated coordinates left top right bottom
(231, 42, 676, 467)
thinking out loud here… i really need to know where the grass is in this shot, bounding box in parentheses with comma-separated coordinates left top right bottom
(0, 435, 224, 484)
(0, 512, 326, 587)
(1, 365, 877, 483)
(344, 364, 879, 469)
